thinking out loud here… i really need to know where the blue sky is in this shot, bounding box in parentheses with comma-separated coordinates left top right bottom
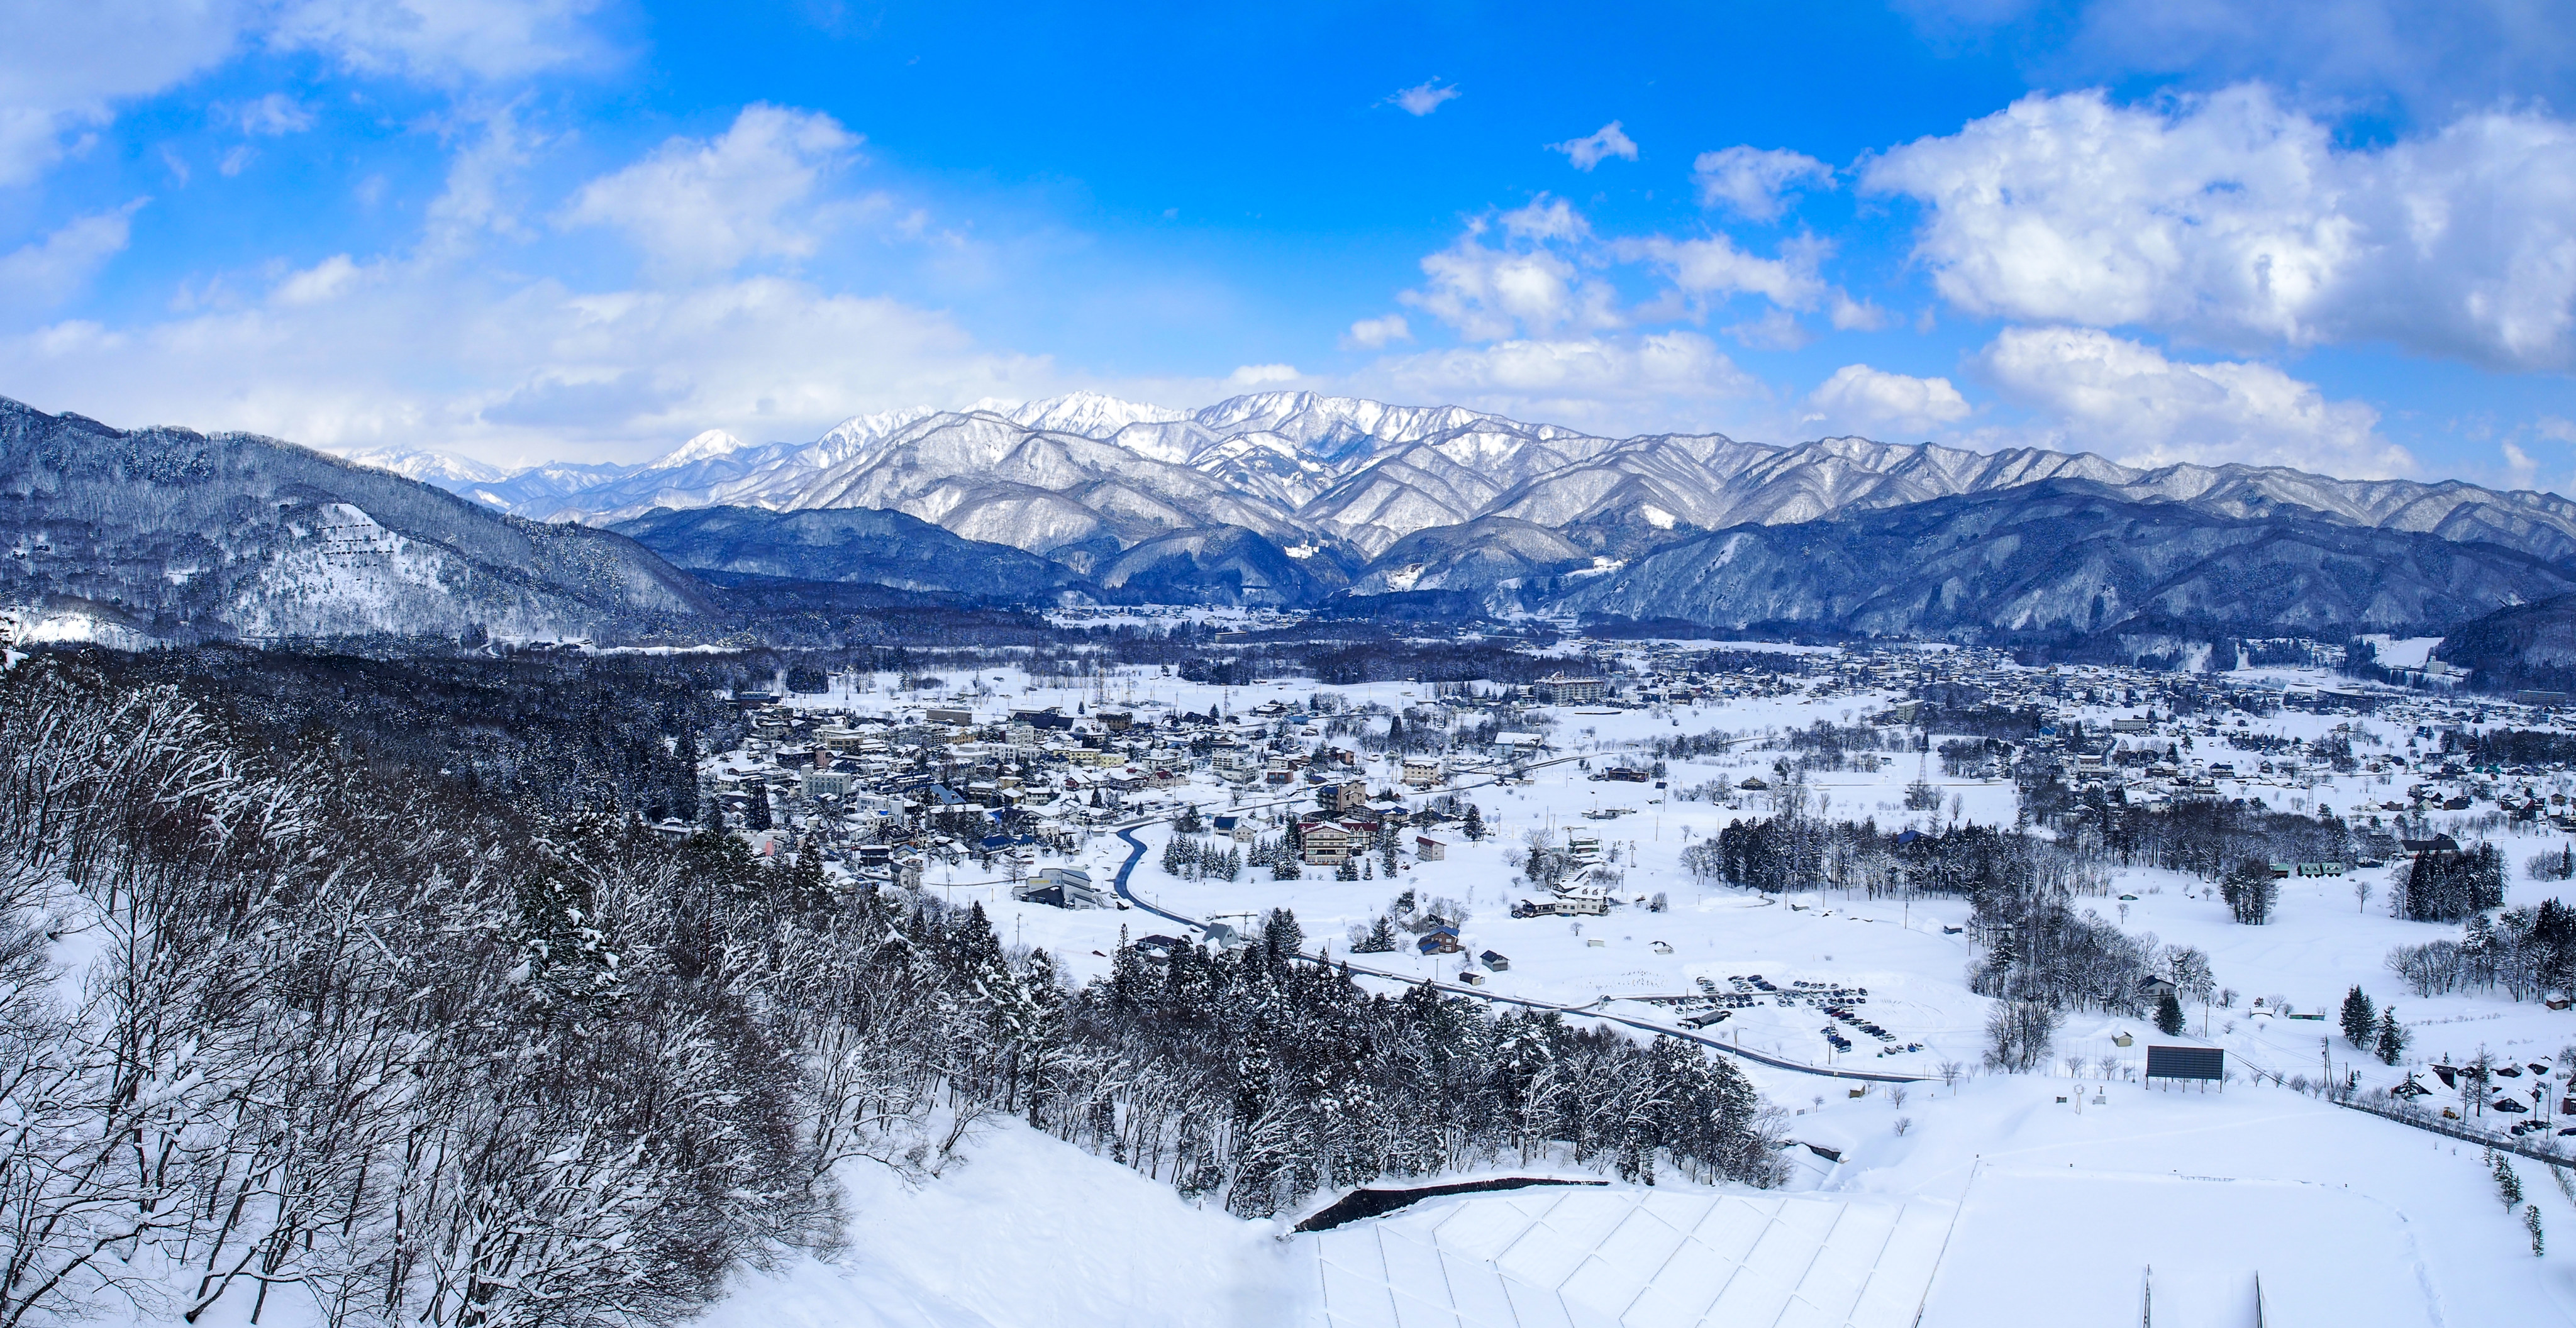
(4, 1, 2575, 490)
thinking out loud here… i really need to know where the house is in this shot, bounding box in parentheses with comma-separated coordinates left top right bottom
(1013, 866, 1107, 910)
(1416, 926, 1463, 955)
(2138, 975, 2179, 1005)
(1414, 835, 1447, 861)
(1479, 949, 1510, 971)
(1401, 756, 1443, 787)
(1534, 672, 1608, 704)
(1316, 780, 1367, 814)
(2401, 834, 2462, 856)
(1300, 822, 1353, 866)
(1097, 709, 1133, 732)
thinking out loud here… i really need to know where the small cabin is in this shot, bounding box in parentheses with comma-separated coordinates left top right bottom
(1479, 949, 1510, 971)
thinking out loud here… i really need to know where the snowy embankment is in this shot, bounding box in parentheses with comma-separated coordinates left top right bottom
(702, 1122, 1302, 1328)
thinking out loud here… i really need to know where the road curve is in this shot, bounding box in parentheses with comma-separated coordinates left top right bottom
(1102, 819, 1929, 1083)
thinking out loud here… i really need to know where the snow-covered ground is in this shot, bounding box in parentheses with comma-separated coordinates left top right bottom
(740, 650, 2576, 1323)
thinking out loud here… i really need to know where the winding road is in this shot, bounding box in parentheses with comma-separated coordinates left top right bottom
(1101, 819, 1933, 1084)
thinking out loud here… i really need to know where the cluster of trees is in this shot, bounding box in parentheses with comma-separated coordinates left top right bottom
(2385, 900, 2576, 1000)
(1060, 916, 1785, 1214)
(2338, 987, 2410, 1065)
(2075, 796, 2386, 882)
(1682, 807, 2204, 1027)
(1160, 833, 1244, 882)
(2219, 858, 2281, 924)
(2391, 843, 2507, 922)
(1692, 814, 2106, 906)
(0, 653, 1790, 1323)
(103, 645, 738, 823)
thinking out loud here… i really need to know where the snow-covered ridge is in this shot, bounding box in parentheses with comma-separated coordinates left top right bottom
(648, 429, 753, 470)
(339, 446, 518, 485)
(406, 390, 2576, 581)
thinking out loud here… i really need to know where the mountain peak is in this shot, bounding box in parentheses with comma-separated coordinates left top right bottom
(341, 446, 516, 485)
(1006, 391, 1187, 436)
(648, 429, 754, 470)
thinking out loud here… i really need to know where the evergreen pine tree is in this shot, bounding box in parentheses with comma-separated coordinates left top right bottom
(2495, 1151, 2526, 1212)
(2340, 985, 2377, 1048)
(1463, 804, 1485, 841)
(2528, 1204, 2546, 1257)
(2155, 991, 2186, 1036)
(2373, 1007, 2408, 1065)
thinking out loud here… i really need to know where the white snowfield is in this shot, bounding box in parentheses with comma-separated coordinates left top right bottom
(1922, 1170, 2434, 1328)
(731, 652, 2576, 1327)
(1307, 1187, 1951, 1328)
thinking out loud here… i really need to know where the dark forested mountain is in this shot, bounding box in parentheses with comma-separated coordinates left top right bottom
(0, 397, 718, 644)
(1548, 482, 2576, 644)
(2433, 593, 2576, 691)
(612, 505, 1085, 602)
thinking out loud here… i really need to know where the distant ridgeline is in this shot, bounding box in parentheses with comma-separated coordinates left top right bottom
(8, 392, 2576, 668)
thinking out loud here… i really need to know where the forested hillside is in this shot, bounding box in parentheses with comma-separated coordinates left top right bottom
(0, 653, 1781, 1326)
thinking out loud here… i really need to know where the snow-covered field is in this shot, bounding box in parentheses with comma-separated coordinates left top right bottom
(743, 651, 2576, 1324)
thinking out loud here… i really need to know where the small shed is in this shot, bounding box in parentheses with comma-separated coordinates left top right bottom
(1479, 949, 1510, 971)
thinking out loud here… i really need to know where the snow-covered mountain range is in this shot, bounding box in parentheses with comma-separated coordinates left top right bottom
(398, 390, 2576, 578)
(14, 384, 2576, 650)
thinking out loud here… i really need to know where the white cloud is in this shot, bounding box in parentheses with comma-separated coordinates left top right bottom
(562, 104, 862, 279)
(1618, 232, 1828, 310)
(229, 91, 311, 135)
(2, 265, 1057, 466)
(265, 0, 612, 82)
(1692, 145, 1833, 221)
(1803, 363, 1971, 438)
(1976, 325, 2414, 476)
(0, 200, 146, 309)
(0, 0, 247, 184)
(1343, 314, 1411, 349)
(273, 252, 366, 304)
(1829, 292, 1891, 330)
(2011, 1, 2575, 123)
(1387, 80, 1460, 116)
(1368, 331, 1762, 436)
(0, 106, 1050, 466)
(1549, 121, 1639, 171)
(0, 1, 608, 187)
(1723, 308, 1811, 351)
(1401, 198, 1620, 342)
(1864, 84, 2576, 370)
(1226, 363, 1300, 387)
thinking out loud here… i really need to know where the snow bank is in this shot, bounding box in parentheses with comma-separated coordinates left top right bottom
(701, 1120, 1299, 1328)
